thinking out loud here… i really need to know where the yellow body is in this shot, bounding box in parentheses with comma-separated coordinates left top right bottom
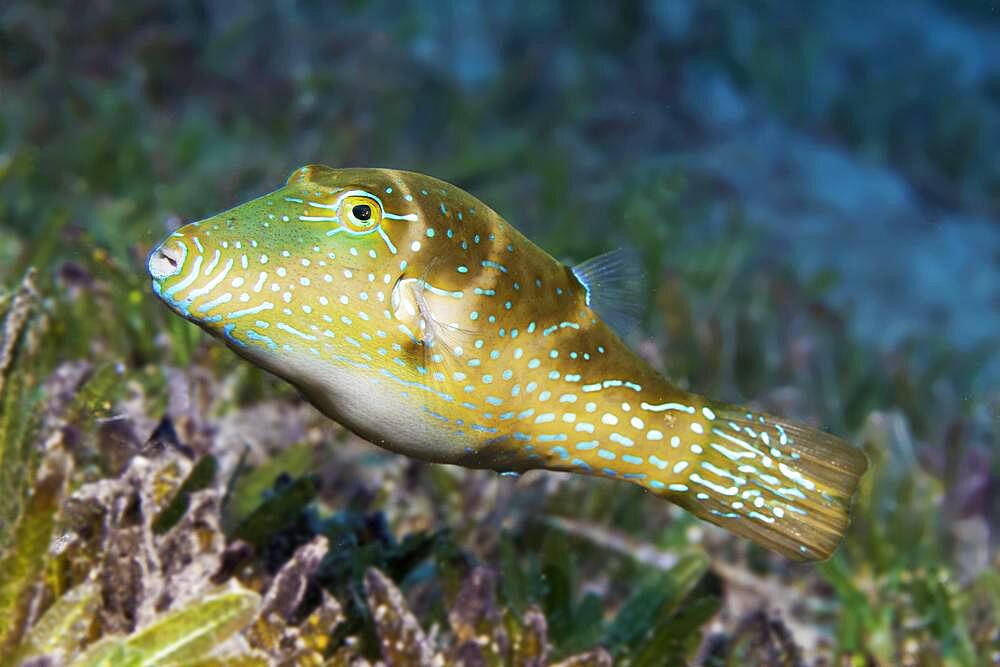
(148, 165, 867, 560)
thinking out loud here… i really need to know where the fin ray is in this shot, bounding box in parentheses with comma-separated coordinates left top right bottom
(570, 247, 646, 337)
(654, 402, 867, 561)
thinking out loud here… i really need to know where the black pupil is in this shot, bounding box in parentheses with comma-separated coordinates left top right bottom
(352, 204, 372, 221)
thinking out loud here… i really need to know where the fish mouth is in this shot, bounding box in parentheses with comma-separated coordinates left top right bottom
(146, 233, 203, 317)
(147, 236, 186, 282)
(145, 232, 253, 339)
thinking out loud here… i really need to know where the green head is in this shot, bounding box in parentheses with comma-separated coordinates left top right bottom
(147, 164, 468, 358)
(148, 164, 422, 335)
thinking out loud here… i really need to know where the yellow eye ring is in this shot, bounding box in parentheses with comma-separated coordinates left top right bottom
(340, 195, 382, 232)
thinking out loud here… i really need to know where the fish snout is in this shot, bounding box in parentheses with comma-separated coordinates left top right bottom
(147, 237, 186, 282)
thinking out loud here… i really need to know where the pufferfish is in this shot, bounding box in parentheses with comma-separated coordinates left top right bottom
(147, 165, 867, 561)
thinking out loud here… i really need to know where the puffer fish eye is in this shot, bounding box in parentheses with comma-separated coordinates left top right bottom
(341, 195, 382, 231)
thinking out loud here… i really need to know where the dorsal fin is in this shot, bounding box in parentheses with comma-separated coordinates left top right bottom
(571, 247, 646, 337)
(285, 164, 337, 187)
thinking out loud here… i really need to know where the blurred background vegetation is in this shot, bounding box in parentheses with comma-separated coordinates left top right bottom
(0, 1, 998, 665)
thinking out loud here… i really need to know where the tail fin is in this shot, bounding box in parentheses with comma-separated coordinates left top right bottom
(659, 402, 868, 561)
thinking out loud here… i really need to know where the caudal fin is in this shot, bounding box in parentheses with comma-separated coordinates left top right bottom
(659, 402, 868, 561)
